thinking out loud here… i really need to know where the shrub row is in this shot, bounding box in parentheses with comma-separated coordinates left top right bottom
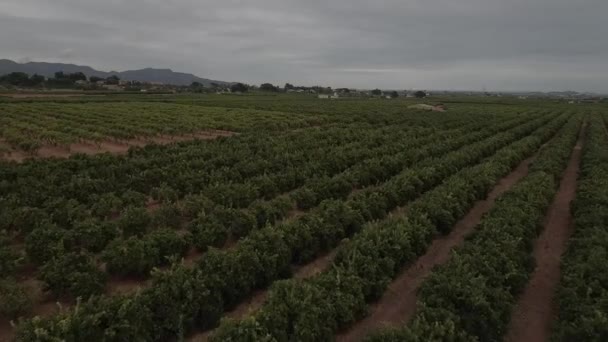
(553, 113, 608, 341)
(209, 113, 571, 341)
(13, 114, 561, 340)
(365, 115, 582, 341)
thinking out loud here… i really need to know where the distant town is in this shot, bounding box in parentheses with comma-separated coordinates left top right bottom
(0, 70, 606, 103)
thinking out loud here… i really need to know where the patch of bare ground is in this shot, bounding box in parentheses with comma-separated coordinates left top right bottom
(0, 130, 236, 162)
(336, 152, 540, 342)
(105, 275, 152, 296)
(504, 129, 584, 342)
(0, 93, 105, 98)
(0, 151, 28, 163)
(292, 249, 339, 280)
(0, 318, 12, 342)
(145, 199, 161, 213)
(0, 140, 28, 163)
(69, 141, 132, 155)
(36, 145, 73, 159)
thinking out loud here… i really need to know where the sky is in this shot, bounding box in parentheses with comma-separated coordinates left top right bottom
(1, 0, 607, 92)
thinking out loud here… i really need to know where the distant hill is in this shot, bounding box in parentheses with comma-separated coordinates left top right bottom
(0, 59, 231, 86)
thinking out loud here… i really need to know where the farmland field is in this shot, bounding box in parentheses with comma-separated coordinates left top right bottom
(0, 94, 606, 341)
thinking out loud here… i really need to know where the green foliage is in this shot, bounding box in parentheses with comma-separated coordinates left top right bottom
(178, 194, 215, 218)
(89, 192, 123, 218)
(260, 83, 279, 92)
(25, 223, 71, 264)
(70, 219, 119, 253)
(3, 97, 583, 341)
(0, 279, 32, 319)
(118, 206, 152, 236)
(141, 265, 223, 338)
(14, 295, 155, 341)
(394, 116, 581, 340)
(414, 91, 426, 98)
(208, 111, 571, 340)
(230, 82, 249, 93)
(554, 114, 608, 341)
(292, 187, 317, 210)
(151, 183, 179, 203)
(102, 237, 159, 276)
(250, 196, 293, 228)
(151, 203, 181, 229)
(39, 252, 106, 298)
(0, 232, 21, 277)
(189, 214, 229, 251)
(147, 228, 189, 264)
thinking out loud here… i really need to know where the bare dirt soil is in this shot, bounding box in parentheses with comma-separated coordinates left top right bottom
(292, 249, 339, 280)
(503, 130, 584, 342)
(105, 275, 152, 296)
(0, 130, 236, 162)
(0, 93, 105, 98)
(336, 153, 540, 342)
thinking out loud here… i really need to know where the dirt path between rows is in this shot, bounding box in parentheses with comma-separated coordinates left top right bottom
(188, 249, 339, 342)
(503, 128, 584, 342)
(0, 130, 236, 163)
(336, 152, 540, 342)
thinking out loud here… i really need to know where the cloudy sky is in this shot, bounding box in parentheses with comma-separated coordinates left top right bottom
(1, 0, 607, 92)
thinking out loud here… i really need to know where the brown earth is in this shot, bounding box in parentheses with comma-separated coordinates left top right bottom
(503, 129, 584, 342)
(105, 275, 151, 296)
(292, 249, 339, 280)
(0, 130, 236, 163)
(336, 152, 540, 342)
(0, 93, 105, 98)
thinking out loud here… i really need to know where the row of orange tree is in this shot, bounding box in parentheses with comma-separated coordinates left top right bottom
(365, 115, 582, 341)
(553, 113, 608, 341)
(12, 112, 560, 340)
(0, 110, 488, 318)
(208, 113, 575, 341)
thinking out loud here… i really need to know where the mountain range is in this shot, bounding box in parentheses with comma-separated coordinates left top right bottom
(0, 59, 231, 86)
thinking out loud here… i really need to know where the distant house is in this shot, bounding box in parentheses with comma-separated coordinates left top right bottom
(318, 94, 330, 99)
(75, 80, 87, 86)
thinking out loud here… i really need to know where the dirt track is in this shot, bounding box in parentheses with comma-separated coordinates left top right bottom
(336, 152, 540, 342)
(0, 130, 236, 163)
(503, 128, 584, 342)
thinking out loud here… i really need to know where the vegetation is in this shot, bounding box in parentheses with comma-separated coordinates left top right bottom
(0, 93, 604, 341)
(365, 115, 582, 341)
(553, 113, 608, 341)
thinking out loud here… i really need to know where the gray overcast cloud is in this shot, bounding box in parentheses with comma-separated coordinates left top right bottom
(1, 0, 607, 92)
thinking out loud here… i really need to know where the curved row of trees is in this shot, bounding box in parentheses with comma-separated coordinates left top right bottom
(553, 113, 608, 340)
(12, 111, 563, 340)
(208, 113, 573, 341)
(0, 109, 505, 312)
(365, 116, 582, 341)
